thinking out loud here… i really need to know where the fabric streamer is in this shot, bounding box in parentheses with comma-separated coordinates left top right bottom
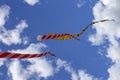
(0, 52, 56, 58)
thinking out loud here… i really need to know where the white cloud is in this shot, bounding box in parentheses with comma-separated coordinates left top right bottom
(56, 59, 79, 80)
(77, 0, 86, 8)
(24, 0, 40, 6)
(79, 70, 98, 80)
(26, 58, 54, 78)
(9, 43, 47, 54)
(8, 58, 54, 80)
(56, 59, 98, 80)
(0, 58, 6, 75)
(89, 0, 120, 80)
(22, 36, 29, 45)
(0, 20, 28, 45)
(0, 5, 10, 27)
(0, 59, 6, 67)
(108, 61, 120, 80)
(0, 5, 29, 45)
(8, 60, 29, 80)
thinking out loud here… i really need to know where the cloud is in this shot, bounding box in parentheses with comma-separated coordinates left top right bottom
(22, 36, 29, 45)
(0, 5, 28, 45)
(24, 0, 40, 6)
(7, 43, 98, 80)
(108, 61, 120, 80)
(9, 43, 47, 54)
(8, 60, 29, 80)
(78, 70, 98, 80)
(0, 59, 6, 67)
(0, 5, 10, 27)
(7, 43, 55, 80)
(56, 59, 98, 80)
(0, 20, 28, 45)
(77, 0, 86, 8)
(89, 0, 120, 80)
(8, 59, 54, 80)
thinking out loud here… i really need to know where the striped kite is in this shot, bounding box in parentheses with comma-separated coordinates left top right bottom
(0, 52, 56, 58)
(37, 19, 115, 41)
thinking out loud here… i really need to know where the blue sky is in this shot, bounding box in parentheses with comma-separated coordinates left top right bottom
(0, 0, 120, 80)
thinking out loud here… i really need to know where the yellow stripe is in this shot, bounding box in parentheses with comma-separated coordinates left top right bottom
(56, 34, 71, 40)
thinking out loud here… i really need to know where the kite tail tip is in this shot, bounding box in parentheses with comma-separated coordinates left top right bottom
(37, 35, 42, 41)
(48, 52, 56, 57)
(111, 19, 115, 22)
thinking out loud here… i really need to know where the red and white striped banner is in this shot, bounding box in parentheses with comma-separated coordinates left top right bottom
(0, 52, 56, 58)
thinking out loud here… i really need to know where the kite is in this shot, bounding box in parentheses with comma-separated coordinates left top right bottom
(0, 52, 56, 58)
(37, 19, 115, 41)
(37, 33, 80, 40)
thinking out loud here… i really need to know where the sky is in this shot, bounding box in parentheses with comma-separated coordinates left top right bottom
(0, 0, 120, 80)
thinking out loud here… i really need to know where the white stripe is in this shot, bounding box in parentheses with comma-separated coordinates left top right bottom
(0, 52, 4, 56)
(35, 54, 41, 57)
(37, 35, 42, 41)
(5, 53, 16, 58)
(43, 52, 47, 56)
(17, 54, 26, 58)
(44, 35, 49, 40)
(34, 54, 39, 58)
(27, 54, 34, 58)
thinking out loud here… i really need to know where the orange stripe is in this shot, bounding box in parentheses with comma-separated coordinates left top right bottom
(52, 34, 57, 39)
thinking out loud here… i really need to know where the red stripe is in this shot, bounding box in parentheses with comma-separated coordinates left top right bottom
(42, 35, 47, 40)
(0, 52, 11, 58)
(29, 54, 38, 58)
(67, 34, 71, 37)
(61, 34, 64, 37)
(48, 52, 56, 57)
(65, 33, 69, 36)
(43, 52, 47, 56)
(46, 35, 52, 39)
(9, 54, 21, 58)
(66, 33, 70, 35)
(56, 34, 60, 38)
(64, 33, 67, 35)
(20, 54, 30, 58)
(37, 53, 44, 57)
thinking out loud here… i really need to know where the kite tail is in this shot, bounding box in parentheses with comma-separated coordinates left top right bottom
(47, 52, 56, 57)
(0, 52, 56, 59)
(74, 19, 115, 37)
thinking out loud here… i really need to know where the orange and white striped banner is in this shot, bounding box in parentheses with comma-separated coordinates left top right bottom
(37, 33, 79, 40)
